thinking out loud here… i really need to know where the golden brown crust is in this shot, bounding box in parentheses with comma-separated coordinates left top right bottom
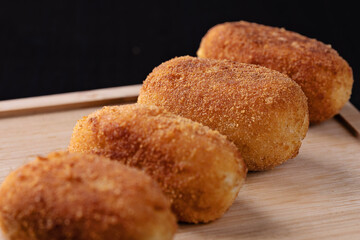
(197, 20, 353, 123)
(0, 151, 176, 240)
(69, 104, 246, 223)
(138, 56, 309, 171)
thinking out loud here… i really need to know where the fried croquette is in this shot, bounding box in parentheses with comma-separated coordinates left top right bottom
(197, 20, 354, 123)
(138, 56, 309, 171)
(0, 151, 176, 240)
(68, 104, 246, 223)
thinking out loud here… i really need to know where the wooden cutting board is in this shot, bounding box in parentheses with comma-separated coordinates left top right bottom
(0, 85, 359, 240)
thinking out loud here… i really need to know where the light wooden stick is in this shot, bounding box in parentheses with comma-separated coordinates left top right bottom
(337, 101, 360, 138)
(0, 84, 142, 118)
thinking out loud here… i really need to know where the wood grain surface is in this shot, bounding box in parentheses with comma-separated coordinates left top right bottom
(0, 87, 359, 240)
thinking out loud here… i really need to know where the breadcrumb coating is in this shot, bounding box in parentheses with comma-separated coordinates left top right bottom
(69, 104, 246, 223)
(138, 56, 309, 171)
(0, 151, 176, 240)
(197, 20, 353, 123)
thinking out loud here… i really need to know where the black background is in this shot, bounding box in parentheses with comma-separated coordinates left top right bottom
(1, 1, 359, 109)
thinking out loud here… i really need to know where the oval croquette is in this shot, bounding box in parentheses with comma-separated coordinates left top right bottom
(0, 151, 177, 240)
(138, 56, 309, 171)
(68, 104, 247, 223)
(197, 21, 353, 123)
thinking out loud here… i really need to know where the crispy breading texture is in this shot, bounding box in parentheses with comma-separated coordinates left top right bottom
(0, 151, 176, 240)
(138, 56, 309, 171)
(197, 20, 353, 123)
(68, 104, 246, 223)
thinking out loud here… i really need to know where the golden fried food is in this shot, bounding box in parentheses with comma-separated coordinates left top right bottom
(68, 104, 246, 223)
(197, 20, 353, 123)
(138, 56, 309, 171)
(0, 151, 176, 240)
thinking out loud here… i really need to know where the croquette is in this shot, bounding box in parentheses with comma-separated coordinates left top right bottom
(0, 151, 177, 240)
(138, 56, 309, 171)
(68, 104, 246, 223)
(197, 20, 353, 123)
